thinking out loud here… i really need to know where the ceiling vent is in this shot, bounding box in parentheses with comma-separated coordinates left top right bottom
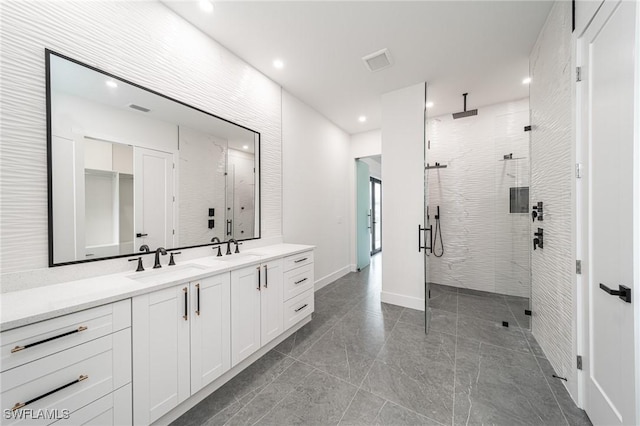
(362, 48, 392, 72)
(128, 103, 151, 113)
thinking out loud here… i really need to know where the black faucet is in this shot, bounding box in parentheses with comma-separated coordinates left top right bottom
(153, 247, 167, 268)
(226, 239, 241, 255)
(140, 244, 150, 253)
(129, 257, 145, 272)
(211, 237, 223, 257)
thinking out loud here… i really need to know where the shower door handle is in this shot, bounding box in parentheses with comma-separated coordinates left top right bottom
(418, 225, 433, 253)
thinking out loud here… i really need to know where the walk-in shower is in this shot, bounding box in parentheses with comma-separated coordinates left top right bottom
(424, 97, 532, 330)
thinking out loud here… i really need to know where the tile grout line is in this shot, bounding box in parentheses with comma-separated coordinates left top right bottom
(222, 356, 301, 426)
(247, 367, 317, 426)
(514, 314, 571, 426)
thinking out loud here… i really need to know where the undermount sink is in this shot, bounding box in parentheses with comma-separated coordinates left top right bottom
(128, 263, 208, 284)
(211, 253, 262, 262)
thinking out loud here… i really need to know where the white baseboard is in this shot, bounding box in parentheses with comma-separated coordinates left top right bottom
(350, 264, 357, 272)
(380, 290, 424, 311)
(154, 315, 312, 425)
(314, 265, 351, 292)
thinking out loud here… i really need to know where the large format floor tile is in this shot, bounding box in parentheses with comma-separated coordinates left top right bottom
(173, 255, 590, 426)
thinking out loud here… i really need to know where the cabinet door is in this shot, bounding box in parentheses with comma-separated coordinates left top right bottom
(260, 259, 284, 345)
(190, 274, 231, 394)
(230, 265, 261, 366)
(132, 285, 190, 425)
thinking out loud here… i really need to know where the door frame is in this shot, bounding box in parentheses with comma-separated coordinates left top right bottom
(574, 0, 640, 418)
(370, 177, 382, 255)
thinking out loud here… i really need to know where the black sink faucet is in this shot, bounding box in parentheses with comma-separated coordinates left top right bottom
(226, 239, 240, 255)
(153, 247, 167, 268)
(211, 237, 223, 257)
(140, 244, 150, 253)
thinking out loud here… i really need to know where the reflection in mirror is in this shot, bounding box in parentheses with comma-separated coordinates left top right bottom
(48, 51, 260, 265)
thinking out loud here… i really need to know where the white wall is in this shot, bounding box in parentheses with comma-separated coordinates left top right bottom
(529, 1, 577, 399)
(349, 130, 382, 269)
(427, 99, 531, 297)
(0, 1, 282, 291)
(282, 91, 351, 290)
(381, 83, 426, 310)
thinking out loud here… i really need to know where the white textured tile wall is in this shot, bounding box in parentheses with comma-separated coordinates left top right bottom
(0, 1, 282, 290)
(529, 1, 575, 389)
(427, 99, 531, 297)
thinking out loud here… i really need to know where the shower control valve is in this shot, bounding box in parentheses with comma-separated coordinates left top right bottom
(532, 201, 544, 222)
(533, 228, 544, 250)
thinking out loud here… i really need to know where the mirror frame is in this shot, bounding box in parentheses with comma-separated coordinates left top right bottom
(45, 49, 262, 267)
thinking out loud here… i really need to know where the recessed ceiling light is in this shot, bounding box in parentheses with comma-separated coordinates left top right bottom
(426, 101, 434, 108)
(106, 80, 118, 89)
(522, 77, 532, 84)
(199, 0, 214, 13)
(358, 116, 367, 123)
(243, 145, 249, 150)
(273, 59, 284, 69)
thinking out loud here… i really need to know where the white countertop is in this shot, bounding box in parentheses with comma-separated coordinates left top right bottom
(0, 244, 314, 331)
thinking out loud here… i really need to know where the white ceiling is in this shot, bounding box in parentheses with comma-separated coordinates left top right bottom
(163, 1, 552, 134)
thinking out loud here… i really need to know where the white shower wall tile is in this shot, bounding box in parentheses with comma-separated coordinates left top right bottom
(427, 99, 531, 298)
(0, 1, 282, 290)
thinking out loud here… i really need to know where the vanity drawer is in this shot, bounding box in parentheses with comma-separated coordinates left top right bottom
(52, 383, 132, 426)
(1, 300, 131, 372)
(283, 251, 314, 272)
(283, 290, 314, 330)
(1, 329, 131, 425)
(283, 264, 314, 301)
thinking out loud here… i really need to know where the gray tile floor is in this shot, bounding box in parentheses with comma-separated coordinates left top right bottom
(172, 255, 591, 426)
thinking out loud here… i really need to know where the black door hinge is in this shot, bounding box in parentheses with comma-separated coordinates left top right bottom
(576, 260, 582, 274)
(577, 355, 583, 370)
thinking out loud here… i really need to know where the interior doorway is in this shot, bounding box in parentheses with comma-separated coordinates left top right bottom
(370, 177, 382, 255)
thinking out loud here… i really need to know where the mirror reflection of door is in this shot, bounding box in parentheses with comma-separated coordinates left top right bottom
(370, 177, 382, 255)
(134, 147, 175, 251)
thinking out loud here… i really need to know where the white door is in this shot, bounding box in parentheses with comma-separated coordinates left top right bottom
(579, 1, 637, 424)
(132, 285, 190, 425)
(260, 259, 284, 345)
(230, 265, 261, 366)
(134, 147, 174, 251)
(190, 274, 231, 394)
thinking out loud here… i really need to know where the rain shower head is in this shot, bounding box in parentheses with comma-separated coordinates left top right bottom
(452, 93, 478, 119)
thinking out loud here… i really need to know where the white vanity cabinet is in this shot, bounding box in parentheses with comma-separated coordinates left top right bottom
(0, 300, 132, 426)
(231, 258, 284, 366)
(282, 251, 315, 329)
(132, 273, 231, 425)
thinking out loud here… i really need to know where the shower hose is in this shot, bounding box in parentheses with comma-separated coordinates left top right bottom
(433, 206, 444, 258)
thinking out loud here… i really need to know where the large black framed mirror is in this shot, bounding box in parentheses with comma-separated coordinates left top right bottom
(46, 50, 261, 266)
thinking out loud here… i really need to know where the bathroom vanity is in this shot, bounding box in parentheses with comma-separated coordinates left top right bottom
(0, 244, 314, 425)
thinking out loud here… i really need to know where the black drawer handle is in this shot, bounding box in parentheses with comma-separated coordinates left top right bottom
(183, 287, 188, 320)
(196, 283, 200, 316)
(599, 283, 632, 303)
(294, 257, 308, 264)
(11, 326, 88, 353)
(257, 266, 261, 290)
(12, 374, 88, 411)
(264, 265, 268, 288)
(294, 304, 308, 313)
(294, 278, 308, 285)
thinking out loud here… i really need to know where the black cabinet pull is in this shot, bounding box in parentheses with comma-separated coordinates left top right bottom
(264, 265, 268, 288)
(257, 266, 261, 291)
(294, 257, 308, 264)
(294, 277, 308, 285)
(183, 287, 188, 320)
(11, 326, 88, 353)
(294, 304, 308, 313)
(136, 233, 148, 238)
(12, 375, 88, 411)
(195, 283, 200, 315)
(226, 220, 232, 236)
(599, 283, 632, 303)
